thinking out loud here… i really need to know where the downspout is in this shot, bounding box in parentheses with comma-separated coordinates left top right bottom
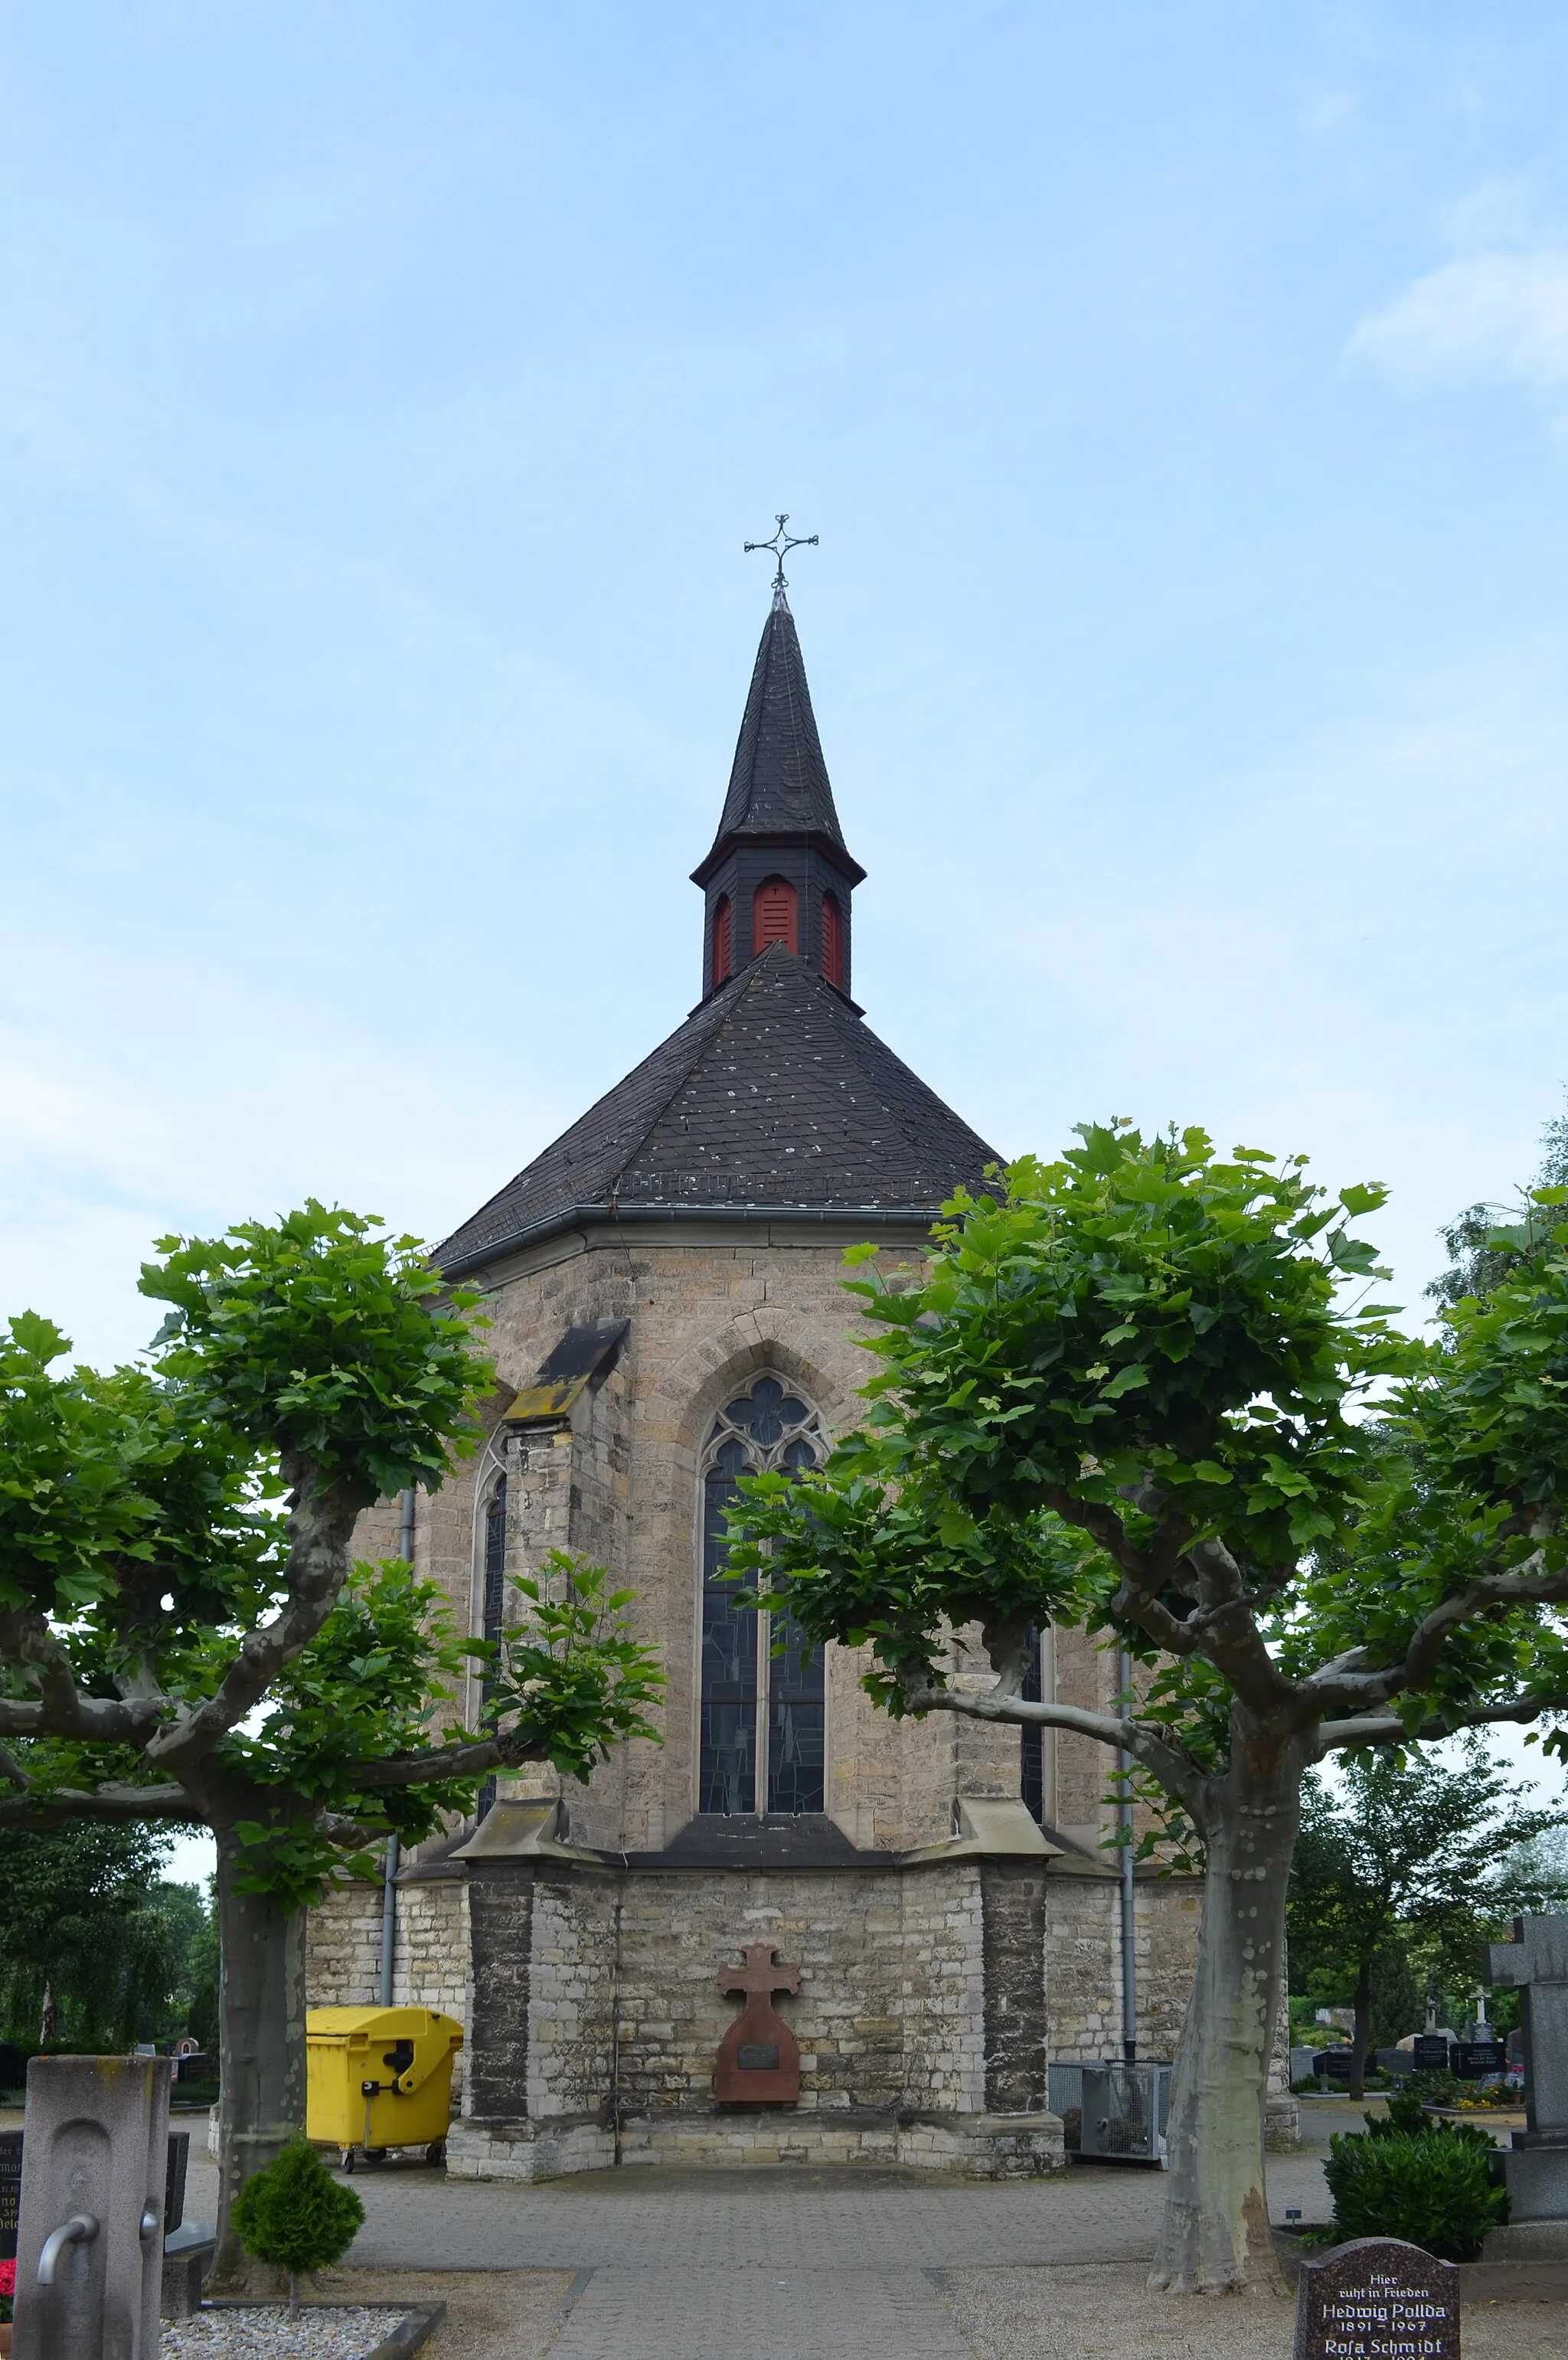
(378, 1486, 416, 2007)
(1116, 1644, 1137, 2064)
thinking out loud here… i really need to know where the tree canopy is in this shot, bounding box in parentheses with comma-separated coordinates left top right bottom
(728, 1121, 1568, 2292)
(0, 1200, 664, 2271)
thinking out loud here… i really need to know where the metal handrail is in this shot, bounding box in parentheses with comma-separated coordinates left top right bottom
(37, 2211, 98, 2283)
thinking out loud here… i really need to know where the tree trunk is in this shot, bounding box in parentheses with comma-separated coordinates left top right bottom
(37, 1984, 57, 2047)
(1349, 1952, 1374, 2102)
(1151, 1728, 1305, 2295)
(209, 1826, 306, 2292)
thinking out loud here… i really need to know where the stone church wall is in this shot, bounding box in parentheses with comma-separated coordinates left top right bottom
(1040, 1868, 1204, 2065)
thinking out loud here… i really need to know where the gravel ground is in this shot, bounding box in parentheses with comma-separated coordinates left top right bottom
(314, 2268, 582, 2360)
(161, 2306, 413, 2359)
(939, 2264, 1568, 2360)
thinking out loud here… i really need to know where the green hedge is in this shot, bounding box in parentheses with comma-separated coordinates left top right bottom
(1324, 2100, 1506, 2260)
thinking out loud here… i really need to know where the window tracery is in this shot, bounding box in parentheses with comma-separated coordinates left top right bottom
(698, 1375, 825, 1815)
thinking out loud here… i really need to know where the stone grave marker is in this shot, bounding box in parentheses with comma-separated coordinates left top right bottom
(1488, 1912, 1568, 2218)
(1294, 2237, 1459, 2360)
(715, 1942, 801, 2102)
(1450, 2041, 1506, 2080)
(1413, 2035, 1450, 2073)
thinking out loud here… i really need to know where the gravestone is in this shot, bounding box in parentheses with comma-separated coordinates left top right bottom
(1294, 2237, 1459, 2360)
(1413, 2035, 1451, 2073)
(715, 1942, 801, 2102)
(1313, 2048, 1356, 2081)
(10, 2054, 172, 2360)
(1488, 1913, 1568, 2219)
(1450, 2041, 1506, 2081)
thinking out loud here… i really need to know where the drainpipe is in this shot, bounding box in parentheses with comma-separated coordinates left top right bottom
(1116, 1644, 1137, 2064)
(378, 1487, 416, 2006)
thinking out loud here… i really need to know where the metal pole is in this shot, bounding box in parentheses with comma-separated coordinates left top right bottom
(378, 1488, 416, 2008)
(1116, 1645, 1137, 2064)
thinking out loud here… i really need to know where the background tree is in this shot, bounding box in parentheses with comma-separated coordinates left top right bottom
(730, 1124, 1568, 2295)
(0, 1821, 197, 2049)
(1427, 1093, 1568, 1312)
(0, 1205, 664, 2277)
(1286, 1737, 1566, 2095)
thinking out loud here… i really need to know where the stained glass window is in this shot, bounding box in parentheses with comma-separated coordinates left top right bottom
(698, 1376, 825, 1815)
(478, 1472, 508, 1822)
(1020, 1623, 1045, 1827)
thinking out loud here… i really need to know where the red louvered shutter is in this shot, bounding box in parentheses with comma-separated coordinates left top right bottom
(753, 878, 798, 954)
(822, 891, 844, 987)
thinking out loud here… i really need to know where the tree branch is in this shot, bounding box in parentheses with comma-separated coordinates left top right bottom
(1178, 1535, 1302, 1716)
(0, 1783, 204, 1829)
(146, 1459, 370, 1777)
(903, 1681, 1210, 1817)
(0, 1609, 168, 1743)
(1307, 1553, 1568, 1716)
(1316, 1693, 1568, 1757)
(1037, 1487, 1200, 1659)
(345, 1728, 562, 1789)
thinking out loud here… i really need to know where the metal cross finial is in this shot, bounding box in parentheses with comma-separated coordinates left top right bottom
(744, 512, 818, 596)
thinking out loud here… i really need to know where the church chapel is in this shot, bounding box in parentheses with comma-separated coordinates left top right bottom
(305, 582, 1208, 2179)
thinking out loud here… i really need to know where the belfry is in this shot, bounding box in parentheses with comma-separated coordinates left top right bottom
(308, 579, 1214, 2178)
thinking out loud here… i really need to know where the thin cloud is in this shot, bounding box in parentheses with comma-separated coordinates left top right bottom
(1350, 250, 1568, 389)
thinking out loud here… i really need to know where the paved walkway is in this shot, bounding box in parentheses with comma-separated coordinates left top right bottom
(170, 2103, 1361, 2358)
(341, 2130, 1338, 2359)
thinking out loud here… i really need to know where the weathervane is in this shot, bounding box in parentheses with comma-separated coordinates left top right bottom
(744, 512, 818, 596)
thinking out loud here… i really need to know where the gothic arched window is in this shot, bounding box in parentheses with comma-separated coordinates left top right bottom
(753, 876, 798, 955)
(478, 1472, 508, 1822)
(711, 895, 732, 989)
(1020, 1622, 1045, 1827)
(699, 1375, 825, 1815)
(822, 890, 844, 989)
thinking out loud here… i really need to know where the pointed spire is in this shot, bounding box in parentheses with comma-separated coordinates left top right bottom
(702, 594, 858, 866)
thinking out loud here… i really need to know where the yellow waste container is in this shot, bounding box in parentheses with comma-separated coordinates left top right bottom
(306, 2005, 464, 2170)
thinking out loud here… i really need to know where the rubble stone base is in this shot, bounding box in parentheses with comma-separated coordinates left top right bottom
(447, 2107, 1065, 2181)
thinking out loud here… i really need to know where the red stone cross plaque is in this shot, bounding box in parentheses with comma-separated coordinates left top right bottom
(715, 1942, 801, 2102)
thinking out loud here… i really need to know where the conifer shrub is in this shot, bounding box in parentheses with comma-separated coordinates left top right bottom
(230, 2136, 365, 2309)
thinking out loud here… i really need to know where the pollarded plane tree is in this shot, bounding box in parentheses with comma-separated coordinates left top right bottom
(0, 1207, 663, 2280)
(729, 1126, 1568, 2296)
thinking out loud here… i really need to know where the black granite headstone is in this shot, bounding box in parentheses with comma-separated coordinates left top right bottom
(1451, 2041, 1505, 2079)
(1413, 2035, 1451, 2072)
(1314, 2047, 1356, 2080)
(1294, 2237, 1459, 2360)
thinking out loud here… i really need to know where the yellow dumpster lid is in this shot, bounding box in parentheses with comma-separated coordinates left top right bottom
(306, 2006, 463, 2041)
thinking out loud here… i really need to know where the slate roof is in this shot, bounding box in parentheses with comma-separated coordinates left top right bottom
(433, 946, 1000, 1273)
(696, 593, 861, 878)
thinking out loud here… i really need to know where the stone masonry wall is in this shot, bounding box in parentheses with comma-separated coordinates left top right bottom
(456, 1858, 991, 2128)
(1041, 1866, 1203, 2065)
(981, 1861, 1048, 2113)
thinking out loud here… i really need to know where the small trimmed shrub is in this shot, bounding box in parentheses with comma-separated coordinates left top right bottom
(231, 2137, 365, 2309)
(1325, 2115, 1506, 2261)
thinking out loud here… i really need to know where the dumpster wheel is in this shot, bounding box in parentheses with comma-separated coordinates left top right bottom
(425, 2139, 446, 2169)
(339, 2147, 355, 2173)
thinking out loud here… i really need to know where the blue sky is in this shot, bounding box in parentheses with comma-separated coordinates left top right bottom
(5, 2, 1568, 1377)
